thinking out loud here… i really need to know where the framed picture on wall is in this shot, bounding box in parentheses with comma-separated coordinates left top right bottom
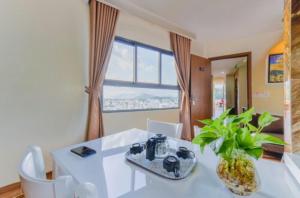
(268, 53, 284, 83)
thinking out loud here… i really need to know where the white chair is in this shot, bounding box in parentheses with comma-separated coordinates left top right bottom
(19, 145, 98, 198)
(147, 119, 183, 138)
(75, 183, 99, 198)
(193, 125, 202, 137)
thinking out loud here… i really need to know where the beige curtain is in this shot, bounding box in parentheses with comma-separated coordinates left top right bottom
(86, 0, 119, 140)
(170, 32, 192, 141)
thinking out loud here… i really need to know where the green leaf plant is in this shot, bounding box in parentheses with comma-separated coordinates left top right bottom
(192, 108, 286, 160)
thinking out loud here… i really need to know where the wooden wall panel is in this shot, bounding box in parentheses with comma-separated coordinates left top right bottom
(284, 0, 300, 152)
(190, 54, 212, 129)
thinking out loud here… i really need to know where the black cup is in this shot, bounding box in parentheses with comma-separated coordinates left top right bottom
(176, 147, 192, 159)
(163, 155, 180, 177)
(130, 143, 144, 155)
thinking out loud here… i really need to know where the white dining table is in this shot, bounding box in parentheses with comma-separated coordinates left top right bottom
(52, 128, 300, 198)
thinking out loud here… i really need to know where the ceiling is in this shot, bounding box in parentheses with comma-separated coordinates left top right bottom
(212, 57, 246, 77)
(111, 0, 284, 42)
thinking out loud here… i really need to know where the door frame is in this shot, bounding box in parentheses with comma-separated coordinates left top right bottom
(208, 52, 252, 108)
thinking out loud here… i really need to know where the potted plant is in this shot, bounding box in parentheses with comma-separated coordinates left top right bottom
(192, 108, 285, 196)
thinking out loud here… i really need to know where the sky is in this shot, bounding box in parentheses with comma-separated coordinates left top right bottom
(105, 41, 177, 85)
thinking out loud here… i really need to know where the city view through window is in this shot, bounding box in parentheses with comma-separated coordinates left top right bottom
(103, 38, 179, 112)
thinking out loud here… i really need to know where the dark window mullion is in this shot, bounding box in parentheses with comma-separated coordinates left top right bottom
(134, 44, 137, 83)
(159, 53, 162, 84)
(103, 79, 179, 90)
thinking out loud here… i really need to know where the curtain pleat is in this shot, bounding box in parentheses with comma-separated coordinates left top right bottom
(170, 32, 192, 141)
(86, 0, 119, 140)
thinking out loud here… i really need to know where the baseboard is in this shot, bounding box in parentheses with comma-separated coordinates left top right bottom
(0, 171, 52, 195)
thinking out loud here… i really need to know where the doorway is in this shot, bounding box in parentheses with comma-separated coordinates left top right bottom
(189, 52, 252, 137)
(209, 52, 252, 114)
(212, 77, 225, 118)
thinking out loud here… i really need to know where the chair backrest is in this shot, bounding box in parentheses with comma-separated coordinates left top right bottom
(19, 145, 75, 198)
(147, 119, 183, 138)
(193, 125, 202, 137)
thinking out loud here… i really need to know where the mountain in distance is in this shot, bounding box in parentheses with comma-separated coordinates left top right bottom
(107, 92, 177, 100)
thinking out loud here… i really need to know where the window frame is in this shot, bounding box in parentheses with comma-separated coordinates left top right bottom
(102, 36, 180, 113)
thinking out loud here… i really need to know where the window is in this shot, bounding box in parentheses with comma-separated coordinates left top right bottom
(137, 47, 159, 83)
(103, 37, 179, 112)
(106, 42, 134, 81)
(161, 54, 177, 85)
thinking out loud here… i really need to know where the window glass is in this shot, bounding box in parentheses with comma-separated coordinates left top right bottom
(137, 47, 159, 83)
(103, 37, 180, 112)
(103, 86, 179, 111)
(161, 54, 177, 85)
(106, 41, 134, 81)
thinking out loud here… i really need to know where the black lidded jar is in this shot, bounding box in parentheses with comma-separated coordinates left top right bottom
(146, 138, 156, 161)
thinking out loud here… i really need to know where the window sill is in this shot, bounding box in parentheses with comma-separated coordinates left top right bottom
(102, 108, 180, 114)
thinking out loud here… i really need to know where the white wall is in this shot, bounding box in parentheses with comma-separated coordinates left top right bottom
(115, 12, 170, 52)
(225, 75, 235, 109)
(0, 3, 182, 187)
(115, 11, 205, 56)
(0, 0, 89, 187)
(237, 64, 248, 114)
(103, 109, 179, 135)
(206, 30, 284, 115)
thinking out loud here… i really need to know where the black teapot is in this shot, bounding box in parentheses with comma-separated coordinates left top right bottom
(146, 134, 169, 161)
